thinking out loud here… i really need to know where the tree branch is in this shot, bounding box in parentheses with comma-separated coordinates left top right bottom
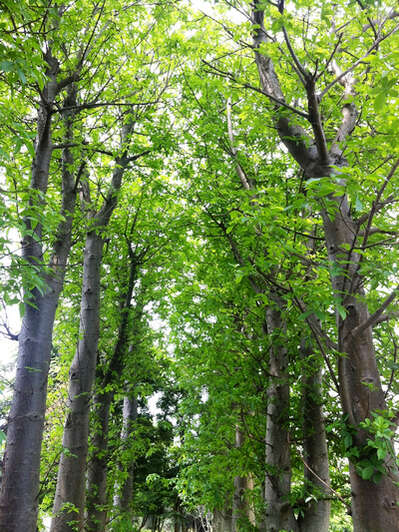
(353, 285, 399, 337)
(320, 23, 399, 98)
(226, 98, 251, 190)
(202, 60, 310, 120)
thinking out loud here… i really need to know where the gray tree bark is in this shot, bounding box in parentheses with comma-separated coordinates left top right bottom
(85, 391, 112, 532)
(298, 341, 330, 532)
(0, 56, 79, 530)
(115, 394, 138, 514)
(231, 425, 250, 532)
(50, 230, 103, 532)
(263, 302, 298, 532)
(213, 508, 232, 532)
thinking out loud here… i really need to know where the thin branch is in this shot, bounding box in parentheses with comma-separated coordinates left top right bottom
(320, 23, 399, 98)
(202, 60, 310, 120)
(282, 26, 307, 85)
(0, 322, 19, 341)
(226, 98, 251, 190)
(53, 100, 158, 114)
(385, 332, 398, 399)
(306, 77, 329, 164)
(357, 195, 396, 226)
(300, 454, 351, 511)
(360, 158, 399, 251)
(293, 295, 340, 394)
(77, 0, 106, 70)
(372, 311, 399, 326)
(127, 149, 151, 163)
(353, 285, 399, 337)
(315, 34, 343, 81)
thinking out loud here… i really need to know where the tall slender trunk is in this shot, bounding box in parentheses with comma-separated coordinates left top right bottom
(232, 424, 255, 531)
(85, 391, 112, 532)
(263, 301, 298, 532)
(225, 98, 296, 531)
(51, 231, 104, 532)
(86, 254, 139, 531)
(232, 425, 247, 532)
(115, 394, 138, 514)
(298, 341, 330, 532)
(0, 64, 78, 530)
(86, 392, 139, 532)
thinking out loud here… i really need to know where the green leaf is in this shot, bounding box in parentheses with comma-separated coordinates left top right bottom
(360, 464, 375, 480)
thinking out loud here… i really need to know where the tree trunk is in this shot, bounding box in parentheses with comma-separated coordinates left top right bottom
(0, 66, 78, 531)
(51, 231, 104, 532)
(86, 391, 112, 532)
(232, 424, 256, 531)
(323, 205, 399, 532)
(86, 253, 139, 530)
(225, 98, 296, 531)
(213, 505, 232, 532)
(298, 341, 330, 532)
(115, 394, 138, 514)
(232, 425, 247, 532)
(51, 114, 137, 532)
(263, 301, 298, 532)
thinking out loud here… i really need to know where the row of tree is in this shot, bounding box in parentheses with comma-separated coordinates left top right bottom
(0, 1, 399, 531)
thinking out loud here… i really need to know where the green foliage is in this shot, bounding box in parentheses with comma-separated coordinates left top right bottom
(1, 0, 399, 530)
(340, 411, 397, 483)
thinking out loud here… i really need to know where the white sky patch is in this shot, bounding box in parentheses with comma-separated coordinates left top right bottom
(191, 0, 246, 23)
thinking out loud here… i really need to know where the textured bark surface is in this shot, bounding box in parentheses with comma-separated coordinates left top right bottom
(299, 342, 330, 532)
(322, 184, 399, 532)
(349, 463, 399, 532)
(115, 394, 138, 514)
(263, 302, 298, 532)
(51, 121, 135, 531)
(0, 292, 59, 531)
(0, 60, 78, 531)
(86, 391, 112, 532)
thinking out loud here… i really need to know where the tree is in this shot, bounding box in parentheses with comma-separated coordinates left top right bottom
(0, 3, 89, 527)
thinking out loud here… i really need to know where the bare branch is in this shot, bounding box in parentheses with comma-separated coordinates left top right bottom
(306, 77, 329, 164)
(282, 26, 307, 85)
(320, 23, 399, 98)
(373, 311, 399, 327)
(300, 453, 351, 511)
(202, 60, 310, 120)
(315, 34, 343, 82)
(361, 158, 399, 250)
(226, 98, 251, 190)
(353, 285, 399, 337)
